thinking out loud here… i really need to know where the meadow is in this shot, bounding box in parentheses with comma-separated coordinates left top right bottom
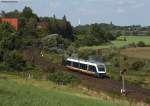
(0, 73, 125, 106)
(80, 36, 150, 50)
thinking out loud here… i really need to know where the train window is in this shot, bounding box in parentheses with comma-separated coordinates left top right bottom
(97, 65, 105, 72)
(80, 63, 87, 70)
(88, 65, 97, 72)
(73, 62, 79, 68)
(66, 61, 71, 66)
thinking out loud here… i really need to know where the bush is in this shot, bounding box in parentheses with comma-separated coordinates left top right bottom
(137, 41, 146, 47)
(48, 71, 76, 85)
(78, 49, 95, 60)
(130, 60, 145, 70)
(4, 51, 30, 71)
(128, 43, 137, 48)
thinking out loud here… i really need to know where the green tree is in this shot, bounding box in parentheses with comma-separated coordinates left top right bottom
(4, 51, 27, 71)
(25, 18, 38, 37)
(22, 7, 37, 19)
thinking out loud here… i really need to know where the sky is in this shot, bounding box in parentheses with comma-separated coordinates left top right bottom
(0, 0, 150, 26)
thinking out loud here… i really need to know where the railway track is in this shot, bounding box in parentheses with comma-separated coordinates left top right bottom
(66, 69, 150, 103)
(22, 48, 150, 104)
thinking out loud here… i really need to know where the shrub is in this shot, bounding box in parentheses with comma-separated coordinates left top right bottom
(78, 49, 95, 60)
(137, 41, 146, 47)
(4, 51, 29, 71)
(48, 71, 76, 85)
(128, 43, 137, 48)
(130, 60, 145, 70)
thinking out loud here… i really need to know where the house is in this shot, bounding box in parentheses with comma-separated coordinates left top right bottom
(0, 18, 18, 30)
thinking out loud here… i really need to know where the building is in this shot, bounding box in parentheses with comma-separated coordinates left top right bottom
(0, 18, 18, 30)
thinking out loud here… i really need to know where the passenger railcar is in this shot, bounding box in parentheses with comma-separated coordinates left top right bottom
(66, 58, 106, 78)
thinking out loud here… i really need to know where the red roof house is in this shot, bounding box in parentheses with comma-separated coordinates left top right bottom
(0, 18, 18, 30)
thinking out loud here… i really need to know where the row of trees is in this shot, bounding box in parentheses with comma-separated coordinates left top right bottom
(74, 23, 150, 37)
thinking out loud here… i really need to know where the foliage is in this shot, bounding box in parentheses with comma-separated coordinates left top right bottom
(22, 7, 38, 19)
(4, 51, 28, 71)
(127, 43, 137, 48)
(137, 41, 146, 47)
(130, 60, 145, 71)
(42, 34, 70, 53)
(78, 48, 96, 59)
(74, 24, 116, 46)
(0, 23, 32, 71)
(48, 71, 76, 85)
(46, 15, 74, 40)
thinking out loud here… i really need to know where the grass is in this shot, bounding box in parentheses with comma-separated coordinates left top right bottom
(80, 36, 150, 50)
(0, 73, 125, 106)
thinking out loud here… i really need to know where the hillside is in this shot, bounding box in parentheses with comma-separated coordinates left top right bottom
(0, 74, 124, 106)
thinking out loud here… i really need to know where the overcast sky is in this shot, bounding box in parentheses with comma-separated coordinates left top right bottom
(0, 0, 150, 26)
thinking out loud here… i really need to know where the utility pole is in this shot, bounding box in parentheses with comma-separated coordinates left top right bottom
(119, 50, 127, 96)
(121, 69, 127, 96)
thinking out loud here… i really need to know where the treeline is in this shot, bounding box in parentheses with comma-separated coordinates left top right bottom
(74, 23, 150, 37)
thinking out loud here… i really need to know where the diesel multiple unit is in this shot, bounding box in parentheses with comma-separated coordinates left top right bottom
(66, 58, 106, 78)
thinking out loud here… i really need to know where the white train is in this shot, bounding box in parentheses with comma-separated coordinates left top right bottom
(66, 58, 106, 78)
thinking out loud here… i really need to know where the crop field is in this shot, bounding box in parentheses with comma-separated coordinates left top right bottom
(0, 73, 124, 106)
(121, 47, 150, 60)
(80, 36, 150, 50)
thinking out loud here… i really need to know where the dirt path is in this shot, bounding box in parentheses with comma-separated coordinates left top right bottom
(22, 48, 150, 104)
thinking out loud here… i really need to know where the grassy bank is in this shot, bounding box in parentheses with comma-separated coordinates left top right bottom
(0, 73, 125, 106)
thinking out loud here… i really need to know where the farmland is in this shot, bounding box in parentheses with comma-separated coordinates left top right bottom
(80, 36, 150, 50)
(121, 47, 150, 60)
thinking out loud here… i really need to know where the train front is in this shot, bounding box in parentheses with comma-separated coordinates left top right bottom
(96, 64, 107, 77)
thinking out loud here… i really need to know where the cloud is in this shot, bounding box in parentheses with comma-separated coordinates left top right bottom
(116, 8, 125, 14)
(131, 2, 145, 8)
(117, 0, 145, 8)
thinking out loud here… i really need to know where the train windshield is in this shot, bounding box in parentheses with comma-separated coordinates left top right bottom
(97, 65, 105, 72)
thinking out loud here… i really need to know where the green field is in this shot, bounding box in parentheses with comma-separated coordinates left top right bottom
(0, 73, 124, 106)
(80, 36, 150, 50)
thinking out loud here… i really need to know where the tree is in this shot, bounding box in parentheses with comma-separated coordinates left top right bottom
(0, 23, 21, 50)
(0, 11, 6, 17)
(137, 41, 146, 47)
(22, 7, 37, 19)
(4, 51, 27, 71)
(0, 23, 14, 33)
(25, 18, 38, 37)
(47, 15, 73, 40)
(91, 24, 106, 44)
